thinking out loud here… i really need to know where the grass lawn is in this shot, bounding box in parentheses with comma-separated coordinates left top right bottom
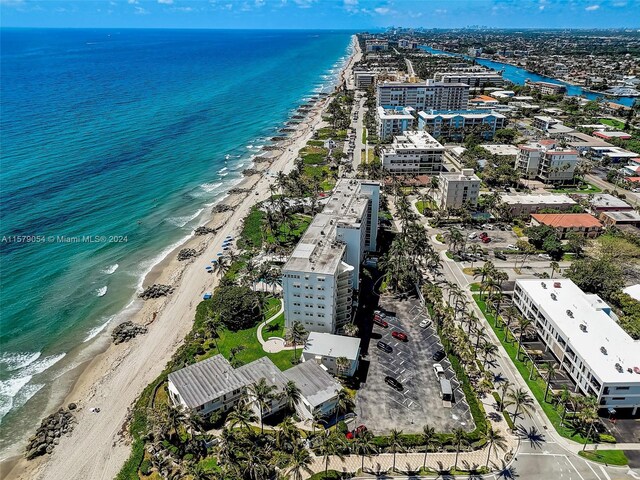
(362, 127, 367, 144)
(416, 200, 437, 215)
(599, 118, 625, 130)
(473, 295, 588, 443)
(551, 182, 601, 194)
(262, 311, 285, 340)
(579, 449, 628, 466)
(307, 139, 325, 147)
(239, 207, 311, 251)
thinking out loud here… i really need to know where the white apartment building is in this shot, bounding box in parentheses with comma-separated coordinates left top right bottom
(533, 115, 564, 132)
(434, 71, 505, 88)
(376, 106, 415, 141)
(282, 179, 380, 334)
(354, 70, 376, 90)
(513, 279, 640, 415)
(365, 39, 388, 52)
(516, 141, 578, 184)
(380, 131, 444, 175)
(437, 169, 481, 209)
(376, 80, 470, 112)
(499, 193, 577, 216)
(417, 109, 507, 141)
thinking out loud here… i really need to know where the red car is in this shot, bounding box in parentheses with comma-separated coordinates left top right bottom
(481, 237, 491, 243)
(392, 331, 408, 341)
(346, 425, 368, 439)
(373, 316, 389, 328)
(479, 232, 488, 239)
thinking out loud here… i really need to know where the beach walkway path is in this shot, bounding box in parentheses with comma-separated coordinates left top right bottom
(256, 299, 294, 353)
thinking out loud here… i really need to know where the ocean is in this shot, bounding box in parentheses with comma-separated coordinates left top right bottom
(0, 28, 353, 458)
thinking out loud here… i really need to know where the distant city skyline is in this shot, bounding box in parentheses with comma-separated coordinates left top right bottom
(1, 0, 639, 29)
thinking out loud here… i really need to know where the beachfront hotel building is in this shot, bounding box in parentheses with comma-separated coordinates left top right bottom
(513, 279, 640, 415)
(436, 169, 481, 209)
(167, 354, 342, 421)
(516, 141, 578, 184)
(376, 80, 470, 112)
(434, 71, 505, 88)
(282, 179, 380, 334)
(380, 131, 444, 175)
(417, 109, 507, 141)
(376, 106, 416, 141)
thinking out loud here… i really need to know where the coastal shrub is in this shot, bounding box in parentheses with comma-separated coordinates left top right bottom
(139, 459, 152, 476)
(115, 437, 145, 480)
(599, 433, 617, 443)
(238, 207, 264, 251)
(502, 411, 515, 431)
(211, 285, 262, 331)
(492, 391, 502, 410)
(336, 421, 349, 434)
(448, 353, 487, 435)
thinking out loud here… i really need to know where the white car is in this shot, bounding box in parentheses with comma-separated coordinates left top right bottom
(468, 232, 478, 239)
(482, 223, 494, 230)
(538, 253, 552, 260)
(506, 244, 519, 250)
(419, 319, 432, 329)
(433, 364, 445, 377)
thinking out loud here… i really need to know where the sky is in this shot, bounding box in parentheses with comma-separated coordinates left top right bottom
(1, 0, 639, 29)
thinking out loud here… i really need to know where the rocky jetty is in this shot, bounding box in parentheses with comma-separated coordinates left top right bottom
(270, 136, 287, 142)
(262, 145, 281, 151)
(228, 187, 251, 194)
(242, 168, 260, 176)
(25, 408, 76, 459)
(177, 248, 198, 261)
(139, 284, 174, 300)
(211, 204, 234, 213)
(253, 156, 272, 163)
(193, 226, 217, 236)
(292, 114, 305, 119)
(111, 321, 148, 344)
(279, 127, 295, 133)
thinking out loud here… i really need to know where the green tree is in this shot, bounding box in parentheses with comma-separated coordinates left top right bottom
(483, 426, 508, 468)
(565, 256, 624, 299)
(285, 321, 307, 363)
(282, 380, 302, 414)
(333, 389, 354, 425)
(388, 428, 404, 472)
(247, 378, 277, 434)
(452, 427, 468, 471)
(543, 362, 559, 402)
(211, 285, 262, 331)
(228, 399, 258, 431)
(286, 444, 314, 480)
(317, 431, 345, 479)
(421, 425, 438, 470)
(353, 431, 377, 472)
(506, 388, 535, 426)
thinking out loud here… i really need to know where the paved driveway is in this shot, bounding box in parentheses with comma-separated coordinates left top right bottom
(355, 295, 474, 434)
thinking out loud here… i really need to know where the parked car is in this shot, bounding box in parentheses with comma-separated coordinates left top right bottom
(392, 331, 408, 342)
(482, 223, 494, 230)
(373, 317, 388, 328)
(385, 376, 403, 390)
(506, 244, 518, 250)
(433, 363, 445, 377)
(377, 341, 392, 353)
(374, 310, 386, 318)
(538, 253, 552, 260)
(346, 425, 367, 439)
(419, 319, 432, 329)
(468, 232, 478, 239)
(479, 232, 488, 239)
(432, 349, 446, 361)
(481, 237, 491, 244)
(494, 252, 507, 261)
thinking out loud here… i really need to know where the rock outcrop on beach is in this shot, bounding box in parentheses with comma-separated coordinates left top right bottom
(111, 321, 148, 344)
(177, 248, 198, 261)
(228, 187, 251, 194)
(242, 168, 260, 176)
(211, 204, 234, 213)
(253, 156, 272, 163)
(270, 136, 287, 142)
(262, 145, 281, 151)
(193, 226, 217, 236)
(25, 408, 76, 459)
(139, 284, 174, 300)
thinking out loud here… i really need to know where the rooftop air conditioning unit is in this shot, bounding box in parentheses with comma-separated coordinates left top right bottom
(550, 293, 557, 301)
(554, 282, 562, 288)
(566, 309, 574, 318)
(579, 323, 587, 332)
(541, 282, 547, 289)
(600, 346, 608, 355)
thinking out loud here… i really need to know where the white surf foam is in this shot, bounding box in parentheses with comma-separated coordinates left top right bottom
(0, 352, 42, 372)
(0, 376, 33, 421)
(101, 264, 119, 275)
(200, 182, 223, 193)
(95, 286, 108, 297)
(166, 208, 204, 228)
(83, 317, 112, 342)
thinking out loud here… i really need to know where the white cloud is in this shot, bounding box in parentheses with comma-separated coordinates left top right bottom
(434, 8, 447, 14)
(255, 0, 265, 6)
(585, 4, 600, 10)
(374, 6, 389, 14)
(293, 0, 315, 8)
(127, 0, 138, 4)
(157, 0, 173, 4)
(134, 6, 149, 14)
(539, 5, 545, 10)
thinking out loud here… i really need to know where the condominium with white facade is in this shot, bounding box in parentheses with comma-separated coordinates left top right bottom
(417, 109, 507, 140)
(516, 141, 578, 184)
(436, 168, 481, 209)
(513, 279, 640, 415)
(376, 80, 470, 112)
(376, 106, 415, 141)
(380, 131, 444, 175)
(354, 70, 376, 90)
(282, 179, 380, 334)
(434, 71, 505, 88)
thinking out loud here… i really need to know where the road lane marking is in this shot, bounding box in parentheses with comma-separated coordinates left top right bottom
(585, 460, 602, 480)
(599, 466, 611, 480)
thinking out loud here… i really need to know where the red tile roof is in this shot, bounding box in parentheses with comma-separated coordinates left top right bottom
(627, 177, 640, 183)
(531, 213, 603, 229)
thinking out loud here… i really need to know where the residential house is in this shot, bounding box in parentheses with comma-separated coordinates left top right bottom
(302, 332, 361, 377)
(530, 213, 603, 238)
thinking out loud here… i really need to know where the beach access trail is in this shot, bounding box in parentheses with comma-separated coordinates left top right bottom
(3, 36, 361, 480)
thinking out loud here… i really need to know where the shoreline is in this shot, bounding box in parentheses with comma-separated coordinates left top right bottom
(1, 34, 361, 480)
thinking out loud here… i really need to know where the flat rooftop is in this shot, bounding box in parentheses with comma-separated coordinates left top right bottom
(516, 279, 640, 385)
(418, 110, 506, 120)
(480, 144, 520, 156)
(283, 361, 342, 407)
(601, 210, 640, 222)
(589, 193, 632, 209)
(304, 332, 361, 361)
(500, 193, 576, 206)
(283, 179, 378, 275)
(384, 131, 444, 151)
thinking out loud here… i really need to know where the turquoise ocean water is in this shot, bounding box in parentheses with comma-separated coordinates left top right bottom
(0, 28, 352, 457)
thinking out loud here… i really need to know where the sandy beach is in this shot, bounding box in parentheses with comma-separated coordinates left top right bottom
(2, 35, 361, 480)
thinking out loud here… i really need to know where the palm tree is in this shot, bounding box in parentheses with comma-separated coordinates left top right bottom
(543, 362, 559, 402)
(498, 380, 512, 412)
(550, 261, 560, 278)
(483, 426, 507, 468)
(481, 342, 499, 367)
(333, 389, 354, 425)
(516, 317, 533, 359)
(211, 256, 230, 277)
(388, 428, 404, 473)
(204, 314, 223, 351)
(353, 430, 377, 472)
(286, 444, 314, 480)
(558, 386, 573, 426)
(276, 416, 300, 451)
(507, 388, 535, 426)
(343, 322, 359, 337)
(281, 380, 302, 414)
(452, 427, 468, 471)
(285, 321, 307, 364)
(247, 378, 277, 434)
(421, 425, 438, 470)
(473, 261, 496, 285)
(579, 397, 599, 450)
(228, 398, 257, 431)
(317, 431, 345, 479)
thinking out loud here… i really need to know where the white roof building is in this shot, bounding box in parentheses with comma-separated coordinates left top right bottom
(623, 284, 640, 302)
(480, 144, 520, 156)
(499, 193, 577, 216)
(302, 332, 361, 377)
(514, 279, 640, 414)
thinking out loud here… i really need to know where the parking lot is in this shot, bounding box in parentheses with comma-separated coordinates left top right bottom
(464, 225, 520, 251)
(355, 295, 474, 434)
